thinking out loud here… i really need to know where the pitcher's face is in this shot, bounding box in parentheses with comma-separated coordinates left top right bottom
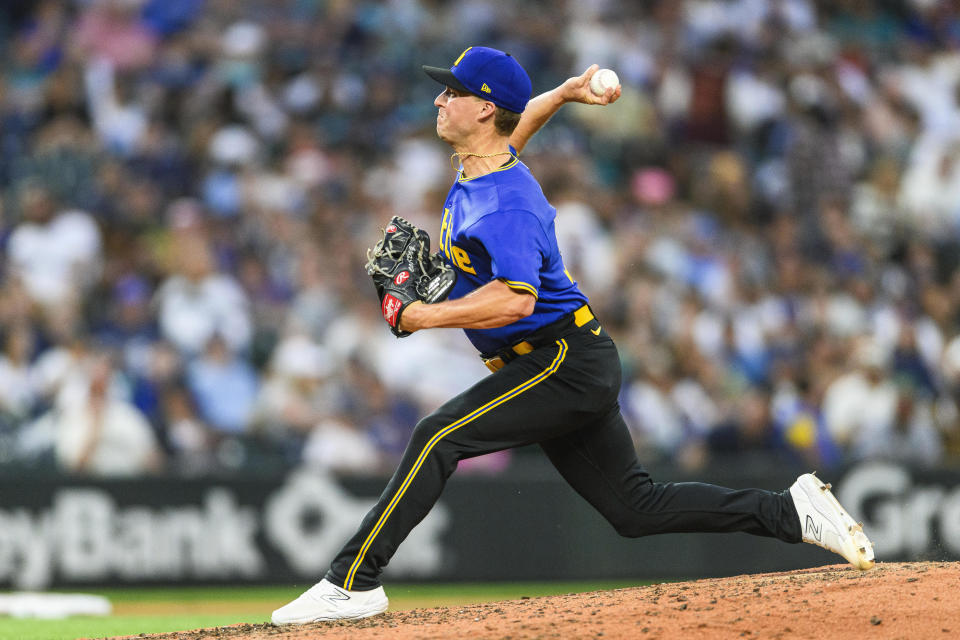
(434, 87, 487, 144)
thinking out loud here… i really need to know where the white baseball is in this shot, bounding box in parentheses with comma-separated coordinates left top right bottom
(589, 68, 619, 96)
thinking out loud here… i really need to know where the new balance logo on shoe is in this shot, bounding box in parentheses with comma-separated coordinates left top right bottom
(805, 514, 822, 542)
(319, 587, 351, 606)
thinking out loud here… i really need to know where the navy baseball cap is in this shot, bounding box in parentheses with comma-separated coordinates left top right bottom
(423, 46, 532, 114)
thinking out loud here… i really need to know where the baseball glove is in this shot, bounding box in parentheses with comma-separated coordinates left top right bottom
(365, 216, 457, 337)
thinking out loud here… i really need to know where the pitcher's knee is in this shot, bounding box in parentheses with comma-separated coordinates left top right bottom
(409, 418, 461, 466)
(410, 416, 440, 442)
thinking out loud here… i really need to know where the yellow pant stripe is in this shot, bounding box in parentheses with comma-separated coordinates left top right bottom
(343, 339, 569, 589)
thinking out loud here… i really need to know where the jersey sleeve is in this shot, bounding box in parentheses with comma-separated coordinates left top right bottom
(467, 210, 547, 298)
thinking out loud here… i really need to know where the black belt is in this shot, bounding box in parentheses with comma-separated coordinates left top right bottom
(481, 304, 596, 372)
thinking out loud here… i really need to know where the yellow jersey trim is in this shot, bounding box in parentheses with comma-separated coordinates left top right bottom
(502, 279, 538, 298)
(343, 339, 569, 589)
(458, 156, 519, 182)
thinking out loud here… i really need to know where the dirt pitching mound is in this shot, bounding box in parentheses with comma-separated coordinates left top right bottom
(118, 562, 958, 640)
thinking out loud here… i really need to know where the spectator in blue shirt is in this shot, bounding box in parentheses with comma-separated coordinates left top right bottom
(186, 333, 258, 435)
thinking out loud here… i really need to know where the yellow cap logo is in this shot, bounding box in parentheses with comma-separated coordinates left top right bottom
(481, 83, 491, 93)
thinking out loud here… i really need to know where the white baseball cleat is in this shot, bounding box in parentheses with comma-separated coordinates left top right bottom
(271, 578, 388, 624)
(790, 473, 875, 570)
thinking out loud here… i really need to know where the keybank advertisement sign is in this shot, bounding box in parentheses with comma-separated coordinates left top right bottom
(837, 463, 960, 559)
(1, 463, 959, 588)
(0, 471, 448, 589)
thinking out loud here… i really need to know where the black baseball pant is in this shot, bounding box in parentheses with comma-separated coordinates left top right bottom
(326, 315, 802, 590)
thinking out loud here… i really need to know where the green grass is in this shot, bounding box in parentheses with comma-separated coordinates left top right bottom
(0, 615, 251, 640)
(74, 585, 305, 604)
(0, 580, 644, 640)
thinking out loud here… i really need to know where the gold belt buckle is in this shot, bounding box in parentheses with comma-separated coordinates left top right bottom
(483, 356, 506, 372)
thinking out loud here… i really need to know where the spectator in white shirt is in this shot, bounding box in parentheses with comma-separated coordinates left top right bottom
(53, 351, 162, 476)
(822, 338, 898, 451)
(6, 184, 102, 308)
(154, 235, 252, 356)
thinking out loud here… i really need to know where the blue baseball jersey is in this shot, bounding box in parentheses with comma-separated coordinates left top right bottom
(438, 151, 588, 354)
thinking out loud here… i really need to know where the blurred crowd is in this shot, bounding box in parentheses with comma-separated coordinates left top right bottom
(1, 0, 960, 477)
